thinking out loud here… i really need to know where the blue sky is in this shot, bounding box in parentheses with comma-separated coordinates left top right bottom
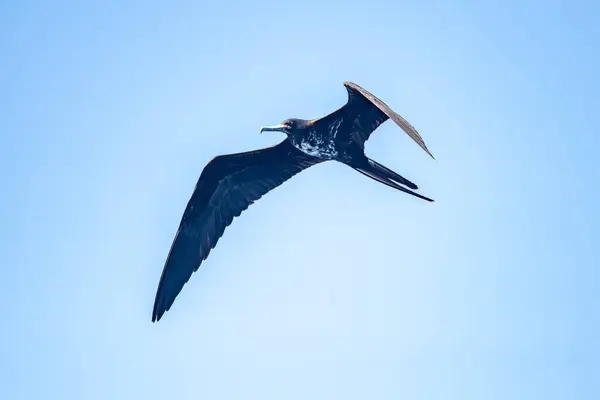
(1, 0, 598, 399)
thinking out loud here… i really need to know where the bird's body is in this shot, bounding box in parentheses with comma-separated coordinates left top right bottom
(289, 123, 341, 159)
(151, 81, 436, 322)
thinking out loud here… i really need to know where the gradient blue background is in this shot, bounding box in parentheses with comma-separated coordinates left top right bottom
(2, 1, 598, 399)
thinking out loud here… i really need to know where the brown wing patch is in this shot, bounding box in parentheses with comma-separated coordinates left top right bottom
(344, 81, 435, 159)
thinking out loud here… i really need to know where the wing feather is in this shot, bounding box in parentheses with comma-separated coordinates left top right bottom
(343, 81, 435, 159)
(152, 139, 322, 322)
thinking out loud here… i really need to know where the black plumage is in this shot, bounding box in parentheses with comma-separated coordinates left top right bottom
(152, 81, 435, 322)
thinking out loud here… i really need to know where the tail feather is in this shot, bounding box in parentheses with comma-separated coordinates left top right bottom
(352, 159, 434, 202)
(366, 158, 418, 189)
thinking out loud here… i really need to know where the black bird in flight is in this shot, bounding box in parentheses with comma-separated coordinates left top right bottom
(152, 81, 435, 322)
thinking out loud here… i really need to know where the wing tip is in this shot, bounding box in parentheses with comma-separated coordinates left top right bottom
(152, 314, 163, 323)
(342, 81, 437, 160)
(425, 148, 436, 160)
(151, 298, 164, 322)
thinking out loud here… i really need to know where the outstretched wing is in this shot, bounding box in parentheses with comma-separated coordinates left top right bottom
(152, 139, 323, 322)
(342, 81, 435, 159)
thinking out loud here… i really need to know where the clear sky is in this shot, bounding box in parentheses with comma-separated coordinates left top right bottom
(1, 0, 598, 399)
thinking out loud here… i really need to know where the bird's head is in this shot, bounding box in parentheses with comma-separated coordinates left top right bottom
(260, 118, 309, 137)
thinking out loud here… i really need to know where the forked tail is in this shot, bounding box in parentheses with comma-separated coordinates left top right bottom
(352, 157, 434, 202)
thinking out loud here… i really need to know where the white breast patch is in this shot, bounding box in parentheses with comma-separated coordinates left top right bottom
(294, 129, 338, 159)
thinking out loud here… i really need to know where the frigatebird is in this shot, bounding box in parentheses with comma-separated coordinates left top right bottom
(152, 81, 435, 322)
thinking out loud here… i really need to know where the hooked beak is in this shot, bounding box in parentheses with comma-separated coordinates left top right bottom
(260, 124, 288, 134)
